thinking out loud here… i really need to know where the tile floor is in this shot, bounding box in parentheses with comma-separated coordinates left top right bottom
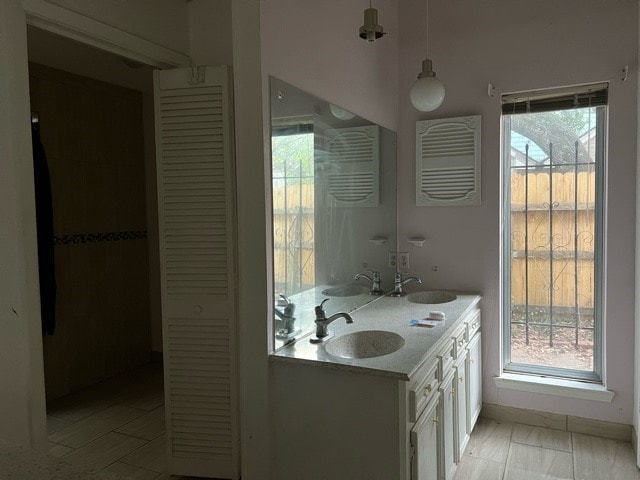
(46, 362, 200, 480)
(455, 417, 640, 480)
(45, 365, 640, 480)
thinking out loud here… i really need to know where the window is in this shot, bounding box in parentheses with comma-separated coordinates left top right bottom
(502, 84, 607, 382)
(271, 123, 315, 296)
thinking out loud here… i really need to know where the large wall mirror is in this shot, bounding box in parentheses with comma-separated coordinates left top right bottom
(270, 77, 397, 350)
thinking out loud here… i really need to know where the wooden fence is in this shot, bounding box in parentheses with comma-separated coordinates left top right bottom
(509, 169, 596, 330)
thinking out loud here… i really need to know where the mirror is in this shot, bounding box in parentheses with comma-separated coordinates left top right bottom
(270, 77, 397, 350)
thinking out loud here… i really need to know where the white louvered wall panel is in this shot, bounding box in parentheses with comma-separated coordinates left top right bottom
(416, 115, 481, 206)
(323, 126, 380, 207)
(154, 66, 239, 479)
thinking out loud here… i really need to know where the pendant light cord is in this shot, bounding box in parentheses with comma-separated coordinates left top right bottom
(426, 0, 430, 57)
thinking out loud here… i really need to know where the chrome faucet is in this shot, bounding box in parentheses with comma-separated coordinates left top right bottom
(309, 298, 353, 343)
(354, 270, 384, 296)
(275, 294, 300, 340)
(391, 272, 422, 297)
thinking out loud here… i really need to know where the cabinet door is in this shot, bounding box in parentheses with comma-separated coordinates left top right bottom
(440, 372, 455, 480)
(466, 332, 482, 433)
(455, 356, 468, 463)
(411, 395, 440, 480)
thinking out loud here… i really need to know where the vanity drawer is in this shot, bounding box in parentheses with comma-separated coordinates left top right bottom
(435, 338, 454, 381)
(408, 359, 439, 422)
(465, 310, 481, 341)
(452, 324, 467, 360)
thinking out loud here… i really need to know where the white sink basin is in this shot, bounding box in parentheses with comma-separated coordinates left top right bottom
(322, 284, 369, 297)
(407, 291, 457, 304)
(325, 330, 405, 359)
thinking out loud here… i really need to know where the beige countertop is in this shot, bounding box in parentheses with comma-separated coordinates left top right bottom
(270, 288, 481, 381)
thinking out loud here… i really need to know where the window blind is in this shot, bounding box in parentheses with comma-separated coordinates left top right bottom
(502, 82, 608, 115)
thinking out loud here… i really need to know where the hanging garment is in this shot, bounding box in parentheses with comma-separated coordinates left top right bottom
(32, 122, 56, 335)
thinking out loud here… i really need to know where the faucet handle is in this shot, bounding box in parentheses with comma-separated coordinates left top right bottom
(279, 294, 291, 305)
(315, 298, 330, 319)
(366, 269, 381, 281)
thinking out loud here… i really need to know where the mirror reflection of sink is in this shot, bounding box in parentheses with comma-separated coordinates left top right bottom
(325, 330, 404, 359)
(322, 284, 369, 297)
(406, 291, 457, 304)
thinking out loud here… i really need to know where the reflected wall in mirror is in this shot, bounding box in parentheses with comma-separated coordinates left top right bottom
(270, 77, 397, 350)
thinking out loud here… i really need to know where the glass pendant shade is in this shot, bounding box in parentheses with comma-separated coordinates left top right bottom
(410, 59, 445, 112)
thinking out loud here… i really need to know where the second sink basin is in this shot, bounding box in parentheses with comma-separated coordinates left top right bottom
(407, 291, 457, 304)
(322, 284, 369, 297)
(325, 330, 405, 359)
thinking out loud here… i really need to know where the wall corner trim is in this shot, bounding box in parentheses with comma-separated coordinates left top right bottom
(22, 0, 190, 68)
(494, 373, 614, 403)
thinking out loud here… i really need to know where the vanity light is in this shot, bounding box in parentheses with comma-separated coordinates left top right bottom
(329, 104, 356, 120)
(359, 1, 385, 42)
(409, 0, 445, 112)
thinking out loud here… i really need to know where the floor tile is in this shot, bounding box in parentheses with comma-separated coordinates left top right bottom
(46, 415, 74, 435)
(64, 432, 147, 470)
(573, 433, 640, 480)
(504, 443, 573, 480)
(453, 455, 504, 480)
(47, 441, 73, 458)
(121, 434, 167, 473)
(49, 404, 147, 448)
(465, 417, 513, 463)
(116, 406, 165, 440)
(511, 424, 572, 452)
(103, 461, 159, 479)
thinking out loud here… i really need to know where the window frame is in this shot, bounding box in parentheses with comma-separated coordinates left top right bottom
(501, 93, 606, 383)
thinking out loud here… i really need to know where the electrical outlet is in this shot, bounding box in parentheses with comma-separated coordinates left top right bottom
(399, 252, 409, 270)
(388, 252, 397, 268)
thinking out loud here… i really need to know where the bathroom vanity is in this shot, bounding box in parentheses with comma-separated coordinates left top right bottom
(270, 292, 481, 480)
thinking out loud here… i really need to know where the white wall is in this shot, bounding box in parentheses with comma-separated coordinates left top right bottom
(188, 0, 232, 66)
(261, 0, 399, 131)
(0, 0, 47, 448)
(399, 0, 638, 423)
(635, 3, 640, 462)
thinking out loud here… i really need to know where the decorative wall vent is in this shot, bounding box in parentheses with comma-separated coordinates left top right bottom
(324, 125, 380, 207)
(416, 115, 481, 206)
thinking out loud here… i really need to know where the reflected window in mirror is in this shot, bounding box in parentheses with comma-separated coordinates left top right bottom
(270, 77, 397, 351)
(272, 122, 315, 296)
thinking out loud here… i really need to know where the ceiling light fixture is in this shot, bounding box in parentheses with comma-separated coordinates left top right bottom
(359, 0, 385, 42)
(409, 0, 445, 111)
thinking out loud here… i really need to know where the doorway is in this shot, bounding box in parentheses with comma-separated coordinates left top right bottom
(26, 26, 170, 478)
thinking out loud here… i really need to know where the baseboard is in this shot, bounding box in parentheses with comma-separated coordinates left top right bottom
(151, 351, 163, 364)
(481, 402, 632, 442)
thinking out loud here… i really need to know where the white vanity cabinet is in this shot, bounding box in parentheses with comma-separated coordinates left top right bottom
(454, 355, 468, 463)
(270, 299, 481, 480)
(410, 394, 440, 480)
(466, 331, 482, 432)
(439, 371, 456, 480)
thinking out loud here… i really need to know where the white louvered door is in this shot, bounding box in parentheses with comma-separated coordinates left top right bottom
(154, 66, 239, 479)
(323, 126, 380, 207)
(416, 115, 481, 206)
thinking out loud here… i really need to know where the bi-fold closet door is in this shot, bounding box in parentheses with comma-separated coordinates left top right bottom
(154, 65, 239, 479)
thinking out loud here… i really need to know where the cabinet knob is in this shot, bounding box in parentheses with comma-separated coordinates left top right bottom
(470, 359, 475, 364)
(459, 376, 464, 382)
(458, 340, 464, 346)
(433, 416, 439, 424)
(472, 322, 478, 328)
(424, 384, 432, 396)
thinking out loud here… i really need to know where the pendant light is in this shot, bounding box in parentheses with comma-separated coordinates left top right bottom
(410, 0, 445, 111)
(359, 0, 385, 42)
